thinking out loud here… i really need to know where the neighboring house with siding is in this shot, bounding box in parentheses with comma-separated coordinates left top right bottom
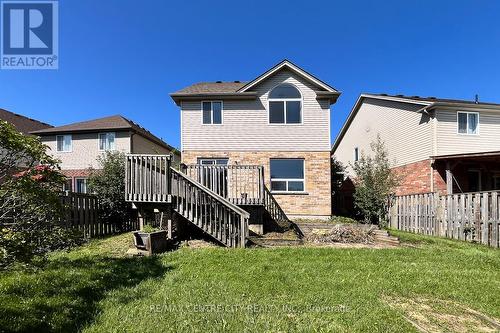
(171, 60, 340, 219)
(332, 94, 500, 213)
(31, 115, 180, 193)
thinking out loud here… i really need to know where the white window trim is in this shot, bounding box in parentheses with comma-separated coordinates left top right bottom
(98, 132, 116, 151)
(457, 111, 479, 136)
(74, 177, 88, 194)
(270, 158, 306, 194)
(201, 101, 223, 125)
(56, 134, 72, 153)
(267, 83, 303, 125)
(197, 158, 229, 165)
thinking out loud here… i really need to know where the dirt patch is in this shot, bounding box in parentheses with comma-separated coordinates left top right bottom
(383, 295, 500, 333)
(180, 239, 217, 249)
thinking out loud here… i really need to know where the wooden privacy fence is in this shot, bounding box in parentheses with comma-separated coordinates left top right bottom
(60, 192, 138, 238)
(389, 191, 500, 247)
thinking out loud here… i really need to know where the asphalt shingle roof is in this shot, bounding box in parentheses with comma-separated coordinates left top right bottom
(370, 93, 500, 107)
(172, 81, 248, 95)
(0, 108, 52, 135)
(31, 115, 178, 153)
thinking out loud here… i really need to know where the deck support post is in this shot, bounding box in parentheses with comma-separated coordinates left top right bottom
(446, 162, 453, 195)
(138, 208, 144, 231)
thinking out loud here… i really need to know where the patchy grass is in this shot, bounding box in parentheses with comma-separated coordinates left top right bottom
(0, 231, 499, 332)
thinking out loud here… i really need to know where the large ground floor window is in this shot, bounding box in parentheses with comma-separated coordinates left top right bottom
(270, 158, 305, 192)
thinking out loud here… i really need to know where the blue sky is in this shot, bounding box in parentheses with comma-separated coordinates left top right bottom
(1, 0, 500, 149)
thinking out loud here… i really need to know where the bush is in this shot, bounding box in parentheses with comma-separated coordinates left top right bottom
(329, 216, 359, 224)
(0, 121, 82, 268)
(87, 151, 133, 231)
(351, 135, 399, 226)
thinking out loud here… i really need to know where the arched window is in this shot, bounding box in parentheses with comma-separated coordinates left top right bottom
(268, 84, 302, 124)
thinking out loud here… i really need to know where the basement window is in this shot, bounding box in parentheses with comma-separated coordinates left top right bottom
(270, 158, 305, 192)
(457, 111, 479, 135)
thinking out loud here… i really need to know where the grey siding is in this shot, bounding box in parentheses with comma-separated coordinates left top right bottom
(436, 108, 500, 156)
(334, 98, 433, 173)
(181, 69, 331, 152)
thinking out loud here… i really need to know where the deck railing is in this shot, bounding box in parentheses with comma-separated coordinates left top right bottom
(171, 167, 249, 248)
(263, 186, 289, 223)
(125, 154, 171, 202)
(182, 164, 265, 205)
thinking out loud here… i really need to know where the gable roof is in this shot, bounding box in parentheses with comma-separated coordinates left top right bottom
(331, 93, 500, 153)
(0, 108, 52, 135)
(31, 115, 179, 154)
(170, 59, 340, 105)
(237, 59, 339, 93)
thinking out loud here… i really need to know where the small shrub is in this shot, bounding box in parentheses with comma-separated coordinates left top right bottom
(142, 225, 159, 233)
(329, 216, 359, 224)
(87, 152, 133, 231)
(351, 135, 400, 225)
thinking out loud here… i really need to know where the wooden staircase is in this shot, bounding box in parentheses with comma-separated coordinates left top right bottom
(125, 154, 291, 248)
(171, 168, 249, 248)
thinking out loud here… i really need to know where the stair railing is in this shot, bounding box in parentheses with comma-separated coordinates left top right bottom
(171, 167, 250, 248)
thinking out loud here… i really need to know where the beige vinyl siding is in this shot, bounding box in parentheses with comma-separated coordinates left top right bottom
(334, 98, 433, 174)
(181, 69, 331, 152)
(435, 108, 500, 156)
(131, 133, 180, 165)
(41, 131, 130, 170)
(131, 134, 171, 154)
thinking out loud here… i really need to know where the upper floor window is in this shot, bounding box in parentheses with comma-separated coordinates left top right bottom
(202, 101, 222, 124)
(99, 132, 116, 151)
(457, 111, 479, 135)
(354, 147, 359, 162)
(268, 84, 302, 124)
(56, 134, 72, 152)
(270, 158, 305, 192)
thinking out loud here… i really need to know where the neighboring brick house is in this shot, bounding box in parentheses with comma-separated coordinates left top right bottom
(171, 60, 340, 219)
(0, 108, 52, 135)
(31, 115, 180, 193)
(331, 94, 500, 213)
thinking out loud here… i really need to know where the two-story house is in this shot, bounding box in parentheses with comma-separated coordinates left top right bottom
(170, 60, 340, 219)
(332, 94, 500, 213)
(32, 115, 180, 193)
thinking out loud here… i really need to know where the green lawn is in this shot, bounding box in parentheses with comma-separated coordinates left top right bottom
(0, 231, 499, 333)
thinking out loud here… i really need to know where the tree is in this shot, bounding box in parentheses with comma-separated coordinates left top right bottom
(87, 151, 131, 231)
(351, 135, 399, 225)
(0, 121, 81, 268)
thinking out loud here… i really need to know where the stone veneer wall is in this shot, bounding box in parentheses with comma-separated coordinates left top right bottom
(182, 151, 332, 217)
